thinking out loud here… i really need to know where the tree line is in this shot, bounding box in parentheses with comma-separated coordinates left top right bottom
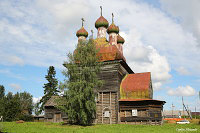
(0, 65, 59, 121)
(0, 39, 102, 125)
(0, 85, 33, 121)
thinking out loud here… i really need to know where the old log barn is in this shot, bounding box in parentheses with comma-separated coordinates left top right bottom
(44, 8, 166, 124)
(44, 96, 67, 123)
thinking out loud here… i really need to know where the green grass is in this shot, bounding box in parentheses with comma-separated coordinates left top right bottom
(0, 122, 199, 133)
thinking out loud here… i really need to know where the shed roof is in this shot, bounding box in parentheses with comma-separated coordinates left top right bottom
(44, 96, 60, 107)
(119, 98, 162, 102)
(118, 98, 166, 104)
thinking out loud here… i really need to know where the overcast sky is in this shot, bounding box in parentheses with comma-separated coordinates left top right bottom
(0, 0, 199, 111)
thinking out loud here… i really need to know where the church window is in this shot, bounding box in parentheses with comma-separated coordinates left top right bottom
(104, 111, 110, 117)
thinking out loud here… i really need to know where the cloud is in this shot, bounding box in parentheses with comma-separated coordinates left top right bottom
(33, 96, 42, 104)
(0, 69, 25, 80)
(176, 66, 190, 75)
(167, 85, 196, 96)
(154, 95, 165, 101)
(9, 83, 22, 91)
(1, 0, 200, 90)
(122, 29, 171, 90)
(160, 0, 200, 46)
(0, 55, 24, 66)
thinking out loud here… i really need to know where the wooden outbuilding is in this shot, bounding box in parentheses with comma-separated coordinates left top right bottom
(44, 96, 67, 123)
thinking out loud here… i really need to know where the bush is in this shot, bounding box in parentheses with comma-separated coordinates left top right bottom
(18, 114, 33, 122)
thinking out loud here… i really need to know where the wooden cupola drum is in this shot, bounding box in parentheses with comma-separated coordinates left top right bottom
(76, 18, 88, 42)
(95, 6, 109, 38)
(107, 13, 119, 46)
(116, 34, 125, 53)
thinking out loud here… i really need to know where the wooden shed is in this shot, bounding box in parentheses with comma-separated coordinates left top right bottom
(119, 99, 165, 125)
(44, 96, 67, 123)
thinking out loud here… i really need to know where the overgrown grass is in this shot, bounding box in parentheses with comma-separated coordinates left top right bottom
(0, 122, 199, 133)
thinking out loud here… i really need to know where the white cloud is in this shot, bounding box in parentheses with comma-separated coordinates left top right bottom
(9, 83, 22, 91)
(0, 69, 24, 80)
(154, 95, 165, 101)
(33, 96, 42, 104)
(0, 55, 24, 66)
(122, 29, 171, 90)
(1, 0, 200, 90)
(176, 66, 190, 75)
(160, 0, 200, 46)
(167, 85, 196, 96)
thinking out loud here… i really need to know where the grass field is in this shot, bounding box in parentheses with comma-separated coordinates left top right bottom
(0, 122, 199, 133)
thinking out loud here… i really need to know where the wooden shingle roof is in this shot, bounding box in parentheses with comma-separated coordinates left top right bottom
(44, 96, 60, 107)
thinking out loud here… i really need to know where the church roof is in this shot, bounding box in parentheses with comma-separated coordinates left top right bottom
(120, 72, 151, 99)
(76, 27, 88, 37)
(95, 16, 109, 29)
(94, 38, 126, 62)
(107, 23, 119, 34)
(121, 72, 151, 91)
(117, 34, 125, 44)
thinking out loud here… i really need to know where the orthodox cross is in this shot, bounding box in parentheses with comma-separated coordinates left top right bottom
(112, 13, 114, 23)
(100, 6, 102, 16)
(81, 18, 85, 27)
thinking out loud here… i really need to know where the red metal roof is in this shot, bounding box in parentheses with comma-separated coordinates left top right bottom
(121, 72, 151, 92)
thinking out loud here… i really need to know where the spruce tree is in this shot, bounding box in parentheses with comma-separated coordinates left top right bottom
(0, 85, 5, 118)
(59, 39, 102, 125)
(0, 85, 5, 99)
(39, 66, 59, 113)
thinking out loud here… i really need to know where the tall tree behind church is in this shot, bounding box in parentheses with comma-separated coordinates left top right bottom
(39, 66, 59, 113)
(0, 85, 5, 99)
(59, 39, 103, 125)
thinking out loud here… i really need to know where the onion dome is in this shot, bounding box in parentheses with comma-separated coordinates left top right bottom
(117, 34, 125, 44)
(95, 16, 109, 29)
(107, 23, 119, 34)
(76, 27, 88, 37)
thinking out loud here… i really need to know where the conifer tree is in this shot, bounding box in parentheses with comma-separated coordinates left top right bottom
(0, 85, 5, 99)
(39, 66, 59, 113)
(0, 85, 5, 118)
(59, 39, 103, 125)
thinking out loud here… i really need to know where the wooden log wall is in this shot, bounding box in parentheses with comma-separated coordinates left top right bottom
(119, 101, 164, 124)
(44, 107, 63, 123)
(96, 61, 130, 124)
(96, 92, 118, 124)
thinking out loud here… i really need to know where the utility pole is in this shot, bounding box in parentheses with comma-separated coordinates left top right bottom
(195, 107, 196, 119)
(182, 96, 184, 119)
(172, 103, 174, 118)
(187, 105, 190, 119)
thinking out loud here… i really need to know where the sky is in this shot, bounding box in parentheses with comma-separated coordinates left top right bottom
(0, 0, 199, 112)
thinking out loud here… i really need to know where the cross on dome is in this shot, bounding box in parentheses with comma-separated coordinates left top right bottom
(112, 13, 114, 23)
(100, 6, 102, 16)
(81, 18, 85, 27)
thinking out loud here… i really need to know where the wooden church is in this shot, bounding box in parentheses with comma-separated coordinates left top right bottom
(44, 7, 165, 125)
